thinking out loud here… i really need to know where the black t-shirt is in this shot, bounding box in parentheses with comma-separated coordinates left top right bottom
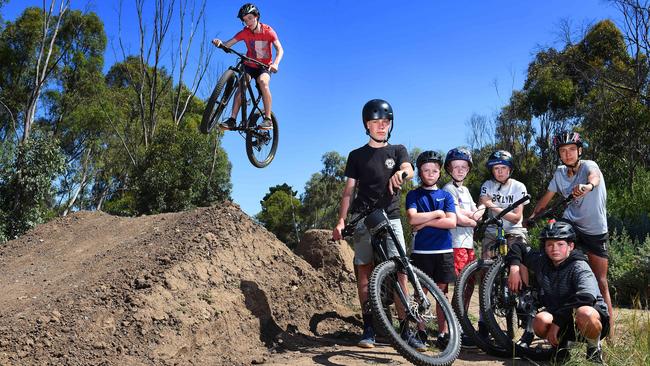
(345, 143, 409, 219)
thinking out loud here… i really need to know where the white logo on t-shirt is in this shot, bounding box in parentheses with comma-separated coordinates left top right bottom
(385, 158, 395, 169)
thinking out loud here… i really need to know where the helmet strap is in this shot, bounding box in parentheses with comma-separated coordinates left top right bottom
(420, 176, 439, 188)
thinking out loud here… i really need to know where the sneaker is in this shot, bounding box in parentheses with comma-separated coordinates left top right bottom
(257, 116, 273, 130)
(357, 327, 375, 348)
(435, 333, 449, 350)
(517, 331, 534, 347)
(401, 330, 427, 352)
(219, 117, 236, 130)
(586, 346, 604, 364)
(461, 334, 477, 349)
(417, 330, 428, 344)
(478, 321, 490, 338)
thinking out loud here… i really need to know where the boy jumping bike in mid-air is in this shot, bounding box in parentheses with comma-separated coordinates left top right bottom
(211, 3, 283, 130)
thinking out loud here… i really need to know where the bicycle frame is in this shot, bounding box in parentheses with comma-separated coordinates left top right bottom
(479, 194, 531, 258)
(364, 209, 432, 319)
(219, 45, 269, 133)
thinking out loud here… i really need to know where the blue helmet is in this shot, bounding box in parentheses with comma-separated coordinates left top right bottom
(486, 150, 514, 170)
(444, 147, 473, 173)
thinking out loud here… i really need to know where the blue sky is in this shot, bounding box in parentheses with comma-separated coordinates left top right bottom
(4, 0, 618, 217)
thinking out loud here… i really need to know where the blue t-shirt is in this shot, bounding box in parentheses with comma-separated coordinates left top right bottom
(405, 187, 456, 254)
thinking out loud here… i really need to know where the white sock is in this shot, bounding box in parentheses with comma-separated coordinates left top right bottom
(586, 335, 601, 349)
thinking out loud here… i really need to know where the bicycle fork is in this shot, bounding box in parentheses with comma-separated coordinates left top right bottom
(386, 228, 432, 319)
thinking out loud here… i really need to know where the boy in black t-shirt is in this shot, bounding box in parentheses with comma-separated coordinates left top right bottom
(332, 99, 414, 349)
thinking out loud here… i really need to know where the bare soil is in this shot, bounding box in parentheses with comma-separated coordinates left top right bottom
(0, 203, 574, 365)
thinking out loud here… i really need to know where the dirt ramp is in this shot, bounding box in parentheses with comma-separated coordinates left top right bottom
(0, 204, 359, 365)
(294, 230, 357, 306)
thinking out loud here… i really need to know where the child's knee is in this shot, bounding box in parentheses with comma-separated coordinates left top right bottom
(533, 312, 553, 335)
(575, 306, 602, 334)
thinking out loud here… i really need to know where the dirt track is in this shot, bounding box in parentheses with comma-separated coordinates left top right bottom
(0, 203, 576, 365)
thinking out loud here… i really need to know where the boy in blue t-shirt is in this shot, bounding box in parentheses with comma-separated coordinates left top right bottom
(405, 151, 457, 348)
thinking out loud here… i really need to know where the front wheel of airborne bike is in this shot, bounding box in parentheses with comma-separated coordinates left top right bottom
(245, 112, 279, 168)
(480, 258, 558, 361)
(200, 69, 237, 134)
(369, 260, 461, 366)
(451, 259, 511, 357)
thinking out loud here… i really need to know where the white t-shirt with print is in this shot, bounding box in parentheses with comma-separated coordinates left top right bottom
(479, 178, 528, 235)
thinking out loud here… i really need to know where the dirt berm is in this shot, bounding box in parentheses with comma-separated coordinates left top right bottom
(0, 203, 364, 365)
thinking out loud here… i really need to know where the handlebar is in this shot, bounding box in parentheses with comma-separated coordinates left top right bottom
(341, 171, 408, 238)
(481, 194, 531, 227)
(217, 44, 271, 71)
(526, 193, 574, 227)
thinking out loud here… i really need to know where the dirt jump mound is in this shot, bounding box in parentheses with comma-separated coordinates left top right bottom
(0, 203, 360, 365)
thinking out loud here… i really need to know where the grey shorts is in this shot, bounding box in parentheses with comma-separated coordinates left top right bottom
(352, 218, 406, 265)
(481, 231, 528, 258)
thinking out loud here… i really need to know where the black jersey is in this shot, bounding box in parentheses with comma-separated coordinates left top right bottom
(345, 144, 409, 219)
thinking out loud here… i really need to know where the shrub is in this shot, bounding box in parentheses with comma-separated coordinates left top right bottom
(0, 133, 65, 241)
(608, 229, 650, 307)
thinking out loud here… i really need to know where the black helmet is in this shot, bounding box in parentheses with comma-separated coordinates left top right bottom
(486, 150, 514, 170)
(539, 220, 576, 242)
(552, 130, 583, 150)
(362, 99, 393, 123)
(238, 3, 259, 20)
(416, 151, 444, 170)
(444, 147, 473, 173)
(362, 99, 394, 142)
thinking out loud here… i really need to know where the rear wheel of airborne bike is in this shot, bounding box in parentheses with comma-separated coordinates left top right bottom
(451, 259, 512, 357)
(200, 69, 237, 134)
(480, 258, 558, 361)
(369, 260, 461, 366)
(245, 112, 278, 168)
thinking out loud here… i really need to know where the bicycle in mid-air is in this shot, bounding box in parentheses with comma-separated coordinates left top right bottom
(478, 193, 576, 361)
(341, 174, 461, 366)
(200, 44, 279, 168)
(451, 194, 530, 358)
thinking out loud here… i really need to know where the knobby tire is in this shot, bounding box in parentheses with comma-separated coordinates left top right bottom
(245, 112, 278, 168)
(480, 258, 558, 361)
(368, 260, 461, 366)
(451, 260, 512, 357)
(200, 70, 237, 134)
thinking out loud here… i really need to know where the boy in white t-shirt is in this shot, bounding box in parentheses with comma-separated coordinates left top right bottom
(442, 148, 481, 275)
(479, 150, 529, 258)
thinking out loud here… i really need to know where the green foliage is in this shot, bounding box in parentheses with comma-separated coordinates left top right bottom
(256, 185, 302, 247)
(608, 229, 650, 307)
(0, 132, 65, 241)
(598, 309, 650, 366)
(130, 122, 231, 215)
(301, 151, 346, 230)
(608, 168, 650, 240)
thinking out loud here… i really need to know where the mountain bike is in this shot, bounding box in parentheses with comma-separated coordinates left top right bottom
(200, 44, 279, 168)
(478, 193, 576, 361)
(451, 194, 530, 358)
(342, 175, 461, 366)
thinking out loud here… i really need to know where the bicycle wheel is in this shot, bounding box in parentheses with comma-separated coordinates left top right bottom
(451, 260, 511, 357)
(480, 258, 557, 361)
(369, 260, 461, 366)
(245, 112, 279, 168)
(200, 69, 237, 134)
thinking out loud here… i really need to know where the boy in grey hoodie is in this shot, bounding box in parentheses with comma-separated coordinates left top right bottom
(506, 220, 609, 364)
